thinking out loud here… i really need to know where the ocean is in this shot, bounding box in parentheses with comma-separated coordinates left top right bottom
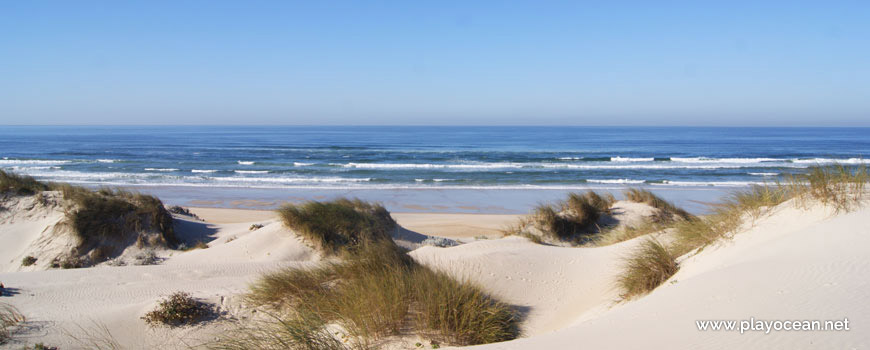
(2, 126, 868, 213)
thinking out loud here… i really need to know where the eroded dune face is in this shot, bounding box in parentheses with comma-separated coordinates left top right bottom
(0, 193, 76, 272)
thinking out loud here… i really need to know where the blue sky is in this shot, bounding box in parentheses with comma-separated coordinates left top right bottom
(1, 1, 868, 126)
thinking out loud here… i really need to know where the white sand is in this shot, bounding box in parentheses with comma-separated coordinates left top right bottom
(1, 199, 868, 349)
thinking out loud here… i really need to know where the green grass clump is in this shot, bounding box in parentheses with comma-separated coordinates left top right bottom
(0, 170, 49, 196)
(0, 303, 25, 344)
(529, 191, 615, 241)
(21, 256, 37, 267)
(277, 198, 397, 255)
(59, 185, 177, 258)
(617, 239, 679, 300)
(623, 188, 694, 222)
(239, 200, 518, 348)
(245, 241, 517, 347)
(142, 292, 212, 327)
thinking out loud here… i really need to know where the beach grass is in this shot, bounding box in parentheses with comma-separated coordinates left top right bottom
(0, 170, 50, 196)
(0, 303, 25, 344)
(623, 188, 694, 222)
(525, 191, 615, 242)
(277, 198, 397, 255)
(617, 238, 679, 300)
(238, 199, 518, 348)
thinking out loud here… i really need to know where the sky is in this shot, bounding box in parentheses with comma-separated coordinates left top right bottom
(1, 1, 868, 126)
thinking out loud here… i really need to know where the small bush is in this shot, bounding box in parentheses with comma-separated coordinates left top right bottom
(0, 303, 25, 344)
(421, 236, 459, 247)
(249, 223, 264, 231)
(0, 170, 49, 196)
(617, 239, 679, 300)
(277, 198, 397, 255)
(168, 205, 201, 220)
(142, 292, 211, 327)
(21, 256, 37, 267)
(528, 191, 614, 242)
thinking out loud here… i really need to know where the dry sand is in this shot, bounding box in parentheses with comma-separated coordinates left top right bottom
(1, 198, 868, 349)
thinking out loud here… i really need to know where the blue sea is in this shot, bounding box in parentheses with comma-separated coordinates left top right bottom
(1, 126, 868, 213)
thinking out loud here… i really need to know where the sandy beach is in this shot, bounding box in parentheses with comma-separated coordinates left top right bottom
(1, 182, 868, 349)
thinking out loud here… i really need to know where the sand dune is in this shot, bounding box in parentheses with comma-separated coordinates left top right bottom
(1, 197, 868, 349)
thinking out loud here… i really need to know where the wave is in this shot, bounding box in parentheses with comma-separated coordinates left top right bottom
(338, 162, 787, 170)
(234, 170, 269, 174)
(0, 159, 72, 165)
(191, 169, 218, 173)
(749, 172, 779, 176)
(211, 176, 371, 183)
(651, 180, 760, 187)
(237, 161, 255, 165)
(611, 157, 655, 162)
(587, 178, 646, 184)
(145, 168, 180, 172)
(293, 162, 313, 166)
(96, 159, 118, 163)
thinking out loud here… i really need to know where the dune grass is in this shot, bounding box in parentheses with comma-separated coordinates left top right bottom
(617, 164, 869, 299)
(0, 303, 25, 344)
(526, 191, 614, 242)
(277, 198, 397, 255)
(617, 239, 679, 300)
(208, 311, 352, 350)
(234, 199, 518, 348)
(623, 188, 693, 222)
(0, 170, 50, 196)
(244, 240, 517, 347)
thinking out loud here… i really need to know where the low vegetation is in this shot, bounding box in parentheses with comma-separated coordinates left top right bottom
(277, 198, 397, 255)
(513, 191, 615, 243)
(623, 188, 693, 222)
(142, 292, 212, 327)
(617, 164, 869, 299)
(0, 171, 178, 267)
(617, 239, 679, 300)
(0, 170, 50, 196)
(224, 199, 518, 349)
(21, 256, 37, 267)
(0, 303, 25, 344)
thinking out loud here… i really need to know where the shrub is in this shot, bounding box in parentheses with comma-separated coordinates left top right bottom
(617, 239, 679, 300)
(143, 292, 212, 327)
(21, 256, 37, 267)
(0, 303, 25, 344)
(421, 236, 459, 247)
(277, 198, 397, 255)
(249, 223, 264, 231)
(528, 191, 614, 242)
(0, 170, 49, 196)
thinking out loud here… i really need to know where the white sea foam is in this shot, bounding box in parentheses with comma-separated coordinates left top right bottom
(293, 162, 313, 166)
(587, 179, 646, 184)
(145, 168, 180, 172)
(749, 172, 780, 176)
(237, 161, 255, 165)
(191, 169, 218, 173)
(651, 180, 759, 187)
(96, 159, 117, 163)
(610, 157, 655, 162)
(0, 159, 72, 165)
(338, 162, 788, 170)
(234, 170, 269, 174)
(791, 158, 865, 164)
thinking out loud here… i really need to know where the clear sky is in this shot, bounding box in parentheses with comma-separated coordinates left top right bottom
(1, 1, 868, 126)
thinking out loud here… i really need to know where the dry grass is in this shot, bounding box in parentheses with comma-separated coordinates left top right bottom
(277, 198, 397, 255)
(239, 199, 519, 348)
(208, 311, 352, 350)
(623, 188, 693, 222)
(525, 191, 615, 242)
(592, 221, 665, 247)
(617, 239, 679, 300)
(798, 164, 868, 212)
(0, 303, 25, 344)
(0, 170, 50, 196)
